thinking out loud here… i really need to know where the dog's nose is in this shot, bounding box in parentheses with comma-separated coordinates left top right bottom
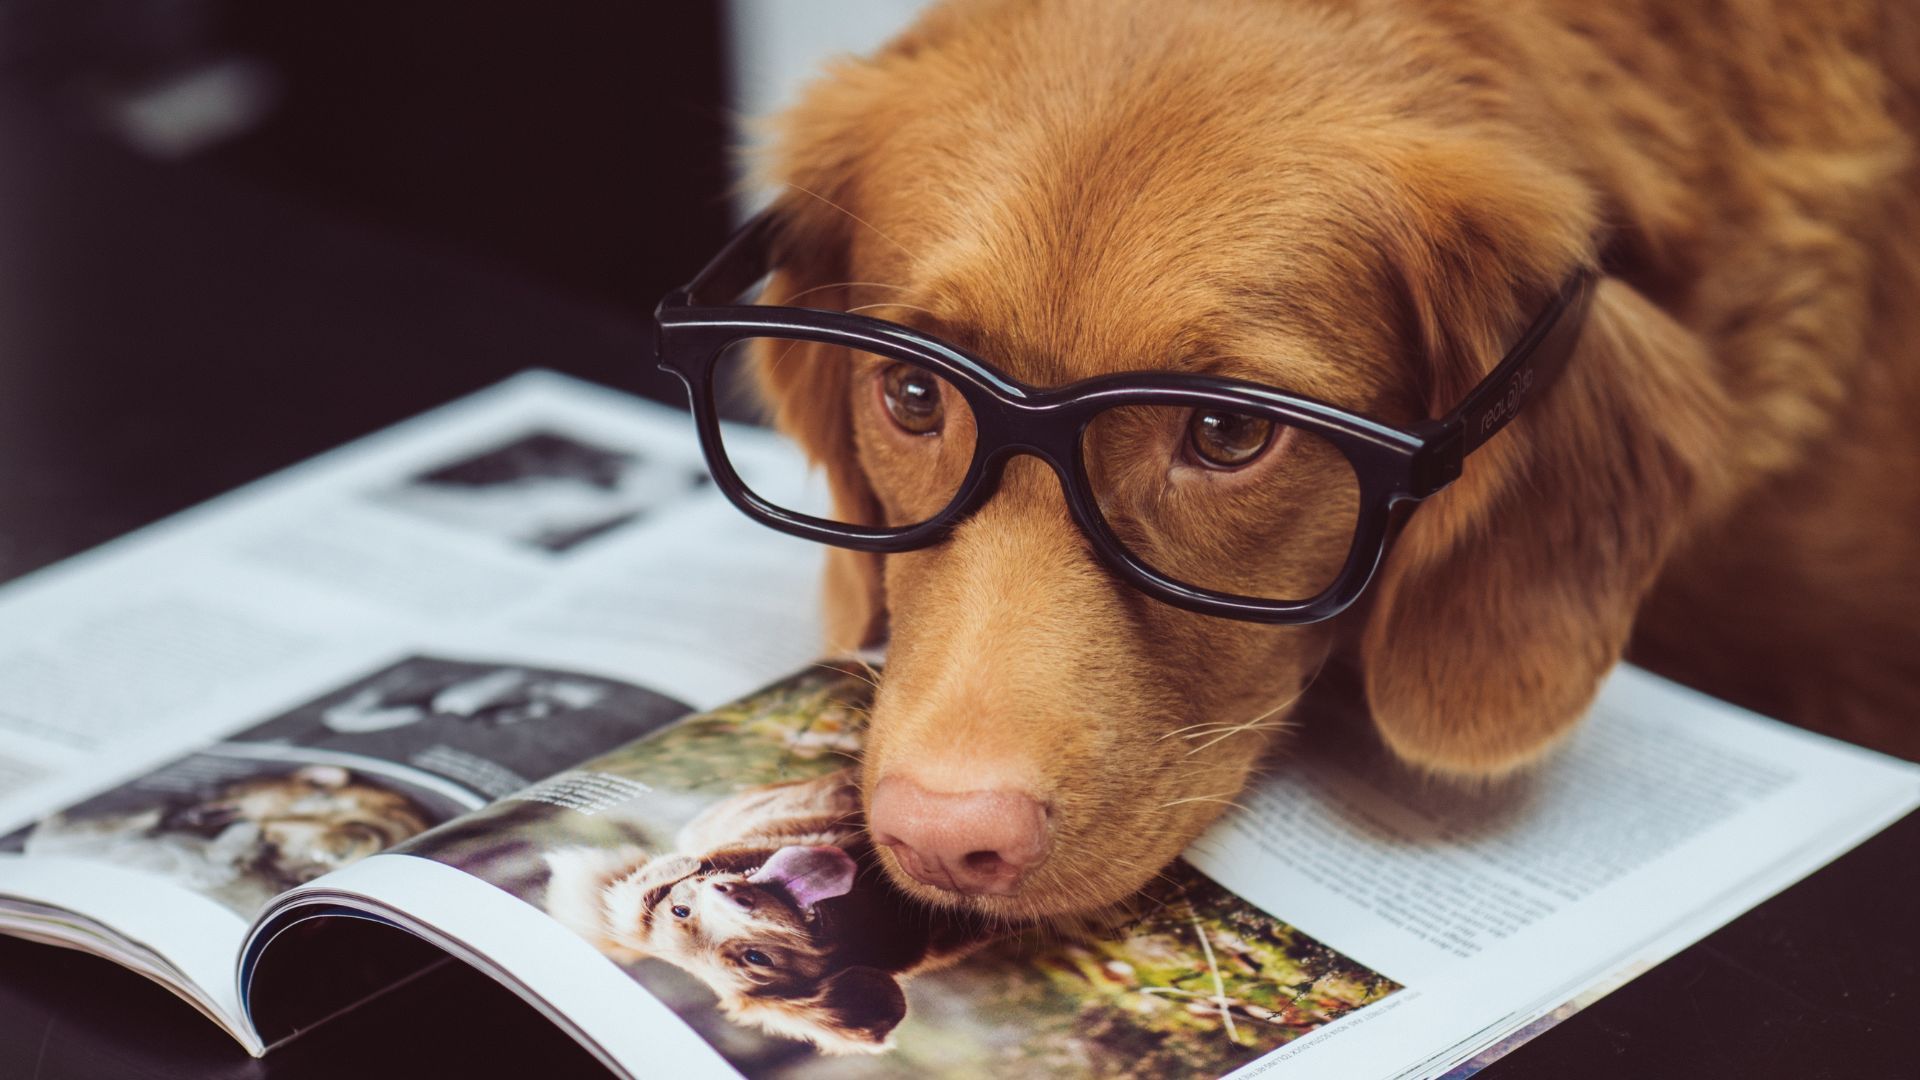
(868, 776, 1050, 896)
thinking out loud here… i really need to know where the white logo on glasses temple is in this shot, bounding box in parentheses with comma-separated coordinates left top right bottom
(1478, 368, 1535, 436)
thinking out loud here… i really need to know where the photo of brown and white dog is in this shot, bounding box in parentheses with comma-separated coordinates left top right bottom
(16, 763, 433, 915)
(543, 769, 991, 1053)
(742, 0, 1920, 925)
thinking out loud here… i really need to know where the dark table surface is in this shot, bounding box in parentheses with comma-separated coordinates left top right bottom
(0, 90, 1914, 1080)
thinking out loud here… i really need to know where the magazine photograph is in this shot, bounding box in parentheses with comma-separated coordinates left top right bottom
(6, 747, 448, 917)
(3, 648, 693, 894)
(401, 665, 1402, 1077)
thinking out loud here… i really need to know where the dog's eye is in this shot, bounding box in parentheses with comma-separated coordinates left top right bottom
(879, 363, 945, 436)
(743, 949, 774, 967)
(671, 905, 691, 919)
(1186, 409, 1274, 469)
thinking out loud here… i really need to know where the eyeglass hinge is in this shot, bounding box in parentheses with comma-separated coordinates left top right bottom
(1409, 419, 1464, 498)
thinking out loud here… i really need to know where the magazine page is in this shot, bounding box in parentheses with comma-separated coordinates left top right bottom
(0, 370, 837, 1047)
(0, 370, 828, 839)
(246, 662, 1919, 1080)
(0, 644, 706, 1051)
(1182, 667, 1920, 1079)
(252, 663, 1396, 1077)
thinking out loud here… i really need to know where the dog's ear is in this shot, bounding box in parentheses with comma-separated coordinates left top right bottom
(751, 260, 888, 653)
(725, 966, 908, 1054)
(747, 59, 909, 652)
(1357, 139, 1735, 776)
(807, 965, 909, 1052)
(1362, 275, 1735, 776)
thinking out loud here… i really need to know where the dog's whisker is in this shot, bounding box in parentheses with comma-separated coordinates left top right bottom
(1160, 711, 1287, 753)
(812, 659, 881, 691)
(1188, 718, 1294, 756)
(1159, 716, 1275, 741)
(1158, 720, 1238, 741)
(1177, 651, 1334, 756)
(1165, 720, 1276, 743)
(762, 336, 810, 382)
(778, 279, 911, 307)
(845, 301, 940, 319)
(1158, 793, 1252, 813)
(783, 181, 924, 270)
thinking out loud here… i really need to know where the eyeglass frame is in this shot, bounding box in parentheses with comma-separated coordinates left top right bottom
(654, 210, 1598, 625)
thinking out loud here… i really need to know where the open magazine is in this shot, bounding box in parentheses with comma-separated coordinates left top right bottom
(0, 373, 1914, 1078)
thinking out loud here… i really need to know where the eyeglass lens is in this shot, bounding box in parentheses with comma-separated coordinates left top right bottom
(714, 339, 1361, 604)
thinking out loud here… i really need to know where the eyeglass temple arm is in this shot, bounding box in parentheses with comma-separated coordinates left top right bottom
(669, 209, 780, 309)
(1410, 269, 1599, 496)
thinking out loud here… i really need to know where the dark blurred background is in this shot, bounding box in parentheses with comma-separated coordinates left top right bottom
(0, 1, 746, 584)
(3, 0, 735, 312)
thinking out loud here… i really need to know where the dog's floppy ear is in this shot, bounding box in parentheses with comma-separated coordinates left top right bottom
(748, 55, 915, 652)
(725, 965, 908, 1054)
(807, 965, 910, 1052)
(1358, 140, 1735, 776)
(752, 253, 888, 653)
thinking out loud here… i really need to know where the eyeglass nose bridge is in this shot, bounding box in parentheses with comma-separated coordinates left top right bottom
(943, 402, 1104, 536)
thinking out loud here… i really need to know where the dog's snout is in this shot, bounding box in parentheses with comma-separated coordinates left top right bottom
(868, 776, 1051, 897)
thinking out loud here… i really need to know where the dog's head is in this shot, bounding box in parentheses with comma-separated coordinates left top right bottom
(163, 765, 431, 888)
(747, 0, 1734, 919)
(546, 844, 908, 1053)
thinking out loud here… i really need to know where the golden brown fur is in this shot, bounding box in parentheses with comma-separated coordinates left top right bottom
(748, 0, 1920, 920)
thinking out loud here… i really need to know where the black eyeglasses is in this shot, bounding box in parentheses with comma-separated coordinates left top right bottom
(654, 211, 1596, 624)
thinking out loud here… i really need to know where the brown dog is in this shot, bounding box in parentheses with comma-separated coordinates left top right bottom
(744, 0, 1920, 922)
(544, 770, 990, 1053)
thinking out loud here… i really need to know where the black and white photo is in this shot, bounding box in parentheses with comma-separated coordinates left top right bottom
(372, 429, 709, 554)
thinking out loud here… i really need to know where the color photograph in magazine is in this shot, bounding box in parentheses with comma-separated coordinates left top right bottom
(398, 665, 1404, 1078)
(2, 655, 691, 916)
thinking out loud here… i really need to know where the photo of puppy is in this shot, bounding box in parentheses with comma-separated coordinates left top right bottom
(729, 0, 1920, 925)
(0, 653, 684, 917)
(544, 769, 990, 1054)
(402, 666, 1399, 1077)
(11, 761, 434, 915)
